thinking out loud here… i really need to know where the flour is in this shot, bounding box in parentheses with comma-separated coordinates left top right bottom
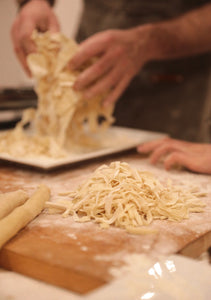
(94, 251, 128, 263)
(67, 233, 77, 240)
(106, 253, 206, 300)
(1, 156, 210, 260)
(81, 246, 88, 252)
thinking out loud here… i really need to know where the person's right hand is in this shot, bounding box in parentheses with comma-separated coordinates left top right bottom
(69, 26, 153, 107)
(11, 0, 60, 76)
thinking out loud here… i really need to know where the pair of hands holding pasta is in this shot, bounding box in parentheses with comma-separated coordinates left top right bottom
(11, 0, 211, 175)
(11, 0, 151, 106)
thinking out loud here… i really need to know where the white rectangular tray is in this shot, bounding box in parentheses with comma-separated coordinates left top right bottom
(0, 126, 166, 170)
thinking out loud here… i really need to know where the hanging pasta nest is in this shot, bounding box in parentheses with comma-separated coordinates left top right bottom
(0, 31, 114, 158)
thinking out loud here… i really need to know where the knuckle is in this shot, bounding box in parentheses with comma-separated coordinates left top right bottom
(161, 143, 172, 151)
(164, 137, 172, 142)
(168, 152, 178, 160)
(104, 30, 116, 44)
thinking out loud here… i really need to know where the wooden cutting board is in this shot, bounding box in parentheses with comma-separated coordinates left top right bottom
(0, 154, 210, 294)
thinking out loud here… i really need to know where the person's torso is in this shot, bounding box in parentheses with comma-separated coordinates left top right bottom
(77, 0, 211, 142)
(77, 0, 210, 40)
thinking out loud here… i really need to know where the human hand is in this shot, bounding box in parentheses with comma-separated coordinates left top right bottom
(137, 138, 211, 175)
(70, 27, 152, 106)
(11, 0, 59, 76)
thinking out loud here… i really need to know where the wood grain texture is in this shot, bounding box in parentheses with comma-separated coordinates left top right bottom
(0, 153, 210, 294)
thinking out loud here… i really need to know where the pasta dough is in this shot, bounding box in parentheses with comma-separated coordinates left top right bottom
(0, 190, 28, 220)
(0, 31, 114, 158)
(0, 185, 50, 249)
(46, 162, 206, 234)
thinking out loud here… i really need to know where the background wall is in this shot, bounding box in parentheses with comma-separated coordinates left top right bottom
(0, 0, 83, 88)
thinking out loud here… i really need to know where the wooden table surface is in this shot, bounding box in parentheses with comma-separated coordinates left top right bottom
(0, 152, 210, 294)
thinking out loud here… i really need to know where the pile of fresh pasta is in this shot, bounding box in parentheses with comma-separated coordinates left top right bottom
(46, 161, 206, 234)
(0, 31, 114, 158)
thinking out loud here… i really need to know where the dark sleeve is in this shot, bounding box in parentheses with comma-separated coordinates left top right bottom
(17, 0, 56, 9)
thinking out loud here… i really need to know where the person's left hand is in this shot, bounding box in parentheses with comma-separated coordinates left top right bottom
(70, 27, 151, 106)
(11, 0, 60, 76)
(137, 138, 211, 175)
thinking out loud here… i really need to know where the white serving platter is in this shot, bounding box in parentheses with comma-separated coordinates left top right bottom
(0, 126, 166, 171)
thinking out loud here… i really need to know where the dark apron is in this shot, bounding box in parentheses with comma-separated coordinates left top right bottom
(77, 0, 211, 142)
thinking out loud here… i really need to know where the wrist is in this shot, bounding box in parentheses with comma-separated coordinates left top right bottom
(136, 20, 193, 62)
(135, 23, 165, 63)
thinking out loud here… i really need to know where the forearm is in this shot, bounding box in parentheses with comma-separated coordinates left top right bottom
(139, 3, 211, 62)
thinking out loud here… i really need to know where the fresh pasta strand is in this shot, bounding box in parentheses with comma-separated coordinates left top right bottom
(46, 161, 206, 234)
(0, 31, 115, 158)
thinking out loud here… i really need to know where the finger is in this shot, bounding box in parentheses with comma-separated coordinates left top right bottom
(13, 20, 37, 76)
(103, 74, 132, 106)
(10, 18, 19, 45)
(165, 152, 211, 174)
(18, 19, 36, 51)
(83, 63, 124, 100)
(11, 20, 30, 75)
(149, 143, 188, 165)
(48, 15, 60, 32)
(69, 33, 109, 70)
(74, 49, 119, 90)
(21, 37, 36, 76)
(15, 47, 32, 76)
(164, 152, 195, 171)
(137, 137, 170, 153)
(22, 36, 36, 55)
